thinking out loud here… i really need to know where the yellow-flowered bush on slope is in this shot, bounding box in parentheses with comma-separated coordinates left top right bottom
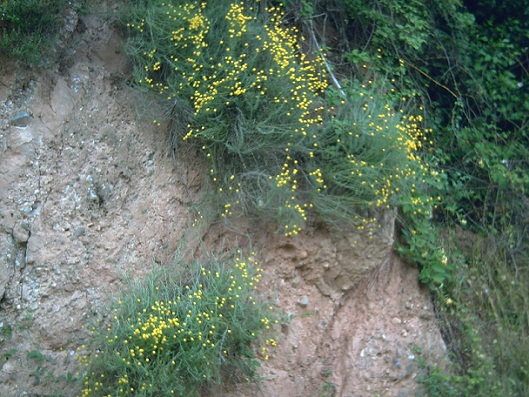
(78, 253, 278, 397)
(125, 0, 440, 236)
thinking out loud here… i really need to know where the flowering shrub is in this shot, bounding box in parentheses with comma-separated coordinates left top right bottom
(126, 0, 328, 235)
(309, 81, 442, 224)
(78, 252, 278, 396)
(125, 0, 439, 237)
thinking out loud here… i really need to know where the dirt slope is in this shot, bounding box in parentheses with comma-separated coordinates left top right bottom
(0, 11, 447, 397)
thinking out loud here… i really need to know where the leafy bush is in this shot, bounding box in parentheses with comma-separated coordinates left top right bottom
(0, 0, 75, 64)
(78, 251, 279, 397)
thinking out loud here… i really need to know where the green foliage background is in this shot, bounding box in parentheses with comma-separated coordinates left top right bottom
(0, 0, 79, 64)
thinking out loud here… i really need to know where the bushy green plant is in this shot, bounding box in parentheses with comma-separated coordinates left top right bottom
(78, 251, 279, 397)
(310, 80, 442, 222)
(0, 0, 76, 64)
(397, 220, 453, 286)
(124, 0, 438, 236)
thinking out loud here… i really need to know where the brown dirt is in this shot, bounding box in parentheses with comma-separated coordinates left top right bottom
(0, 8, 447, 397)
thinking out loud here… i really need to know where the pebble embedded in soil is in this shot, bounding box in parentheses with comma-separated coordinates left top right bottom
(298, 295, 309, 307)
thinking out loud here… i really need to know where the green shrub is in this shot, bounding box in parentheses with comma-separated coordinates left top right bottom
(310, 80, 442, 224)
(123, 0, 438, 236)
(78, 251, 279, 397)
(0, 0, 75, 64)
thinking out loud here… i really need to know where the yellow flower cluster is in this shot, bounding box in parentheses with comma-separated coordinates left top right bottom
(129, 1, 327, 235)
(329, 98, 439, 214)
(226, 2, 254, 38)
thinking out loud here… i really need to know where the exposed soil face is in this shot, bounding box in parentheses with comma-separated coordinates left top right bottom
(0, 9, 446, 397)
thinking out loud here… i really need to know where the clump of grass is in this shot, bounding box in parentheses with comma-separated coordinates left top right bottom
(77, 251, 279, 397)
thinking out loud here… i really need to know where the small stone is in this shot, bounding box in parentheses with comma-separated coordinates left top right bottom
(391, 317, 402, 325)
(13, 222, 30, 244)
(88, 189, 99, 203)
(291, 275, 301, 288)
(10, 111, 32, 128)
(298, 295, 309, 307)
(74, 227, 86, 237)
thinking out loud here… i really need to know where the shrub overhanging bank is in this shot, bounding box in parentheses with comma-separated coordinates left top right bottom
(124, 0, 439, 238)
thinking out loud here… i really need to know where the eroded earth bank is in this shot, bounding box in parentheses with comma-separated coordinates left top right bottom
(0, 12, 447, 397)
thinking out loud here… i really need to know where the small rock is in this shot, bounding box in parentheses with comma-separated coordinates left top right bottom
(13, 222, 30, 244)
(419, 311, 434, 320)
(88, 188, 100, 203)
(298, 295, 309, 307)
(391, 317, 402, 325)
(10, 111, 32, 128)
(74, 227, 86, 237)
(291, 275, 301, 288)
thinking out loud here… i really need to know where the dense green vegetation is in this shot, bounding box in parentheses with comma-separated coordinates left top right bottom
(0, 0, 82, 64)
(3, 0, 528, 395)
